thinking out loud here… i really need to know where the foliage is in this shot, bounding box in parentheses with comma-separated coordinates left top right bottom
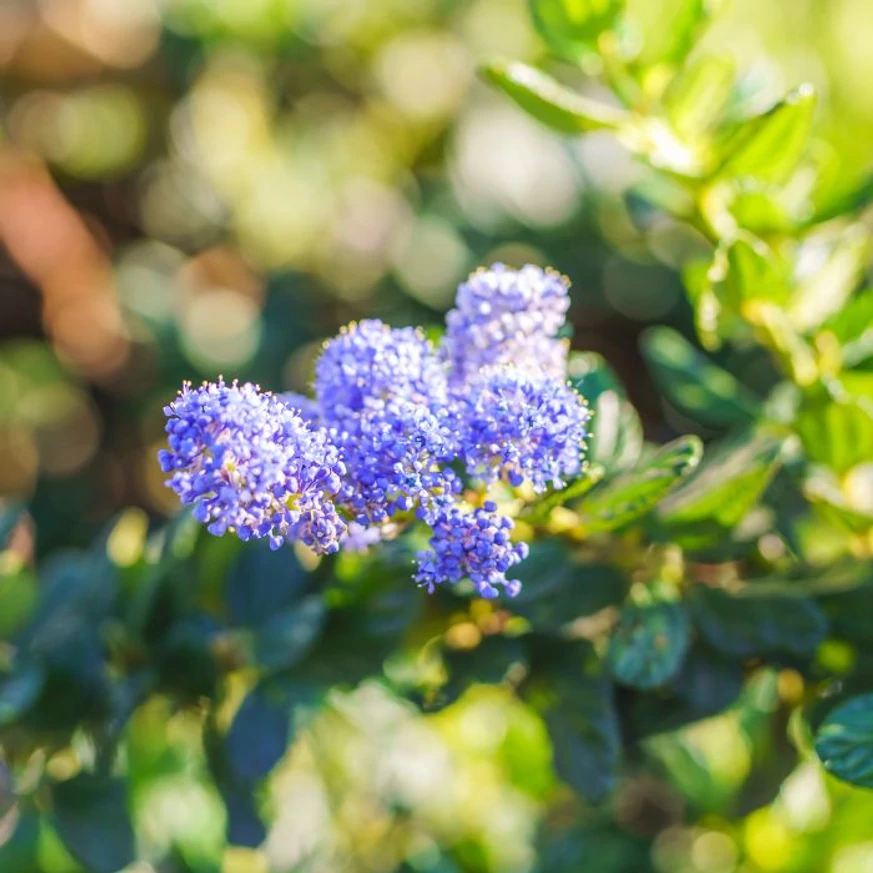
(3, 1, 873, 872)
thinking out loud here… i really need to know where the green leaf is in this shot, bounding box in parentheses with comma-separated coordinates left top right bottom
(689, 586, 827, 658)
(718, 84, 817, 184)
(641, 326, 759, 428)
(722, 234, 791, 307)
(795, 393, 873, 474)
(432, 636, 529, 710)
(526, 464, 606, 521)
(0, 663, 44, 726)
(226, 677, 316, 785)
(529, 0, 624, 62)
(51, 775, 135, 873)
(789, 226, 870, 332)
(225, 539, 310, 627)
(511, 544, 626, 632)
(0, 502, 24, 550)
(568, 352, 643, 470)
(808, 168, 873, 225)
(606, 600, 690, 689)
(631, 0, 719, 67)
(529, 640, 620, 803)
(815, 693, 873, 789)
(253, 595, 325, 671)
(480, 61, 627, 134)
(657, 431, 783, 528)
(823, 288, 873, 349)
(0, 809, 41, 873)
(577, 436, 703, 534)
(664, 53, 735, 138)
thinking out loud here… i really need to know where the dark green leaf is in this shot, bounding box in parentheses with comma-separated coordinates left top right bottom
(568, 352, 643, 471)
(511, 544, 626, 632)
(526, 464, 606, 521)
(225, 539, 310, 627)
(641, 326, 759, 428)
(0, 663, 44, 726)
(530, 641, 620, 803)
(606, 600, 690, 689)
(51, 775, 135, 873)
(480, 61, 627, 134)
(222, 785, 266, 848)
(690, 586, 827, 658)
(529, 0, 624, 63)
(718, 84, 816, 184)
(657, 431, 782, 528)
(0, 502, 24, 550)
(815, 693, 873, 789)
(227, 677, 316, 785)
(253, 595, 325, 671)
(577, 436, 702, 533)
(0, 809, 41, 873)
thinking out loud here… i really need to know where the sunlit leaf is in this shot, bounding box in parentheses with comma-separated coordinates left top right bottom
(529, 0, 625, 63)
(568, 352, 643, 470)
(480, 61, 628, 133)
(718, 84, 817, 184)
(789, 226, 870, 332)
(641, 326, 759, 427)
(577, 436, 703, 533)
(664, 53, 735, 137)
(657, 430, 783, 528)
(795, 393, 873, 474)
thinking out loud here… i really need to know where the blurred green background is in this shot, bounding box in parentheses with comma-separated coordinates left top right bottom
(3, 0, 873, 871)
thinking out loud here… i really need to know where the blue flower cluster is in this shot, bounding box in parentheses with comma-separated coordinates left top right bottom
(160, 264, 589, 597)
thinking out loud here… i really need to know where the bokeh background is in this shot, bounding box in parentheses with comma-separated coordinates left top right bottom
(3, 1, 873, 871)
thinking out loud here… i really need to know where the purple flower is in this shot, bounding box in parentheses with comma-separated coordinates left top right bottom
(415, 501, 528, 598)
(457, 367, 590, 492)
(280, 391, 322, 424)
(315, 319, 448, 424)
(442, 263, 571, 384)
(333, 396, 460, 525)
(159, 379, 347, 554)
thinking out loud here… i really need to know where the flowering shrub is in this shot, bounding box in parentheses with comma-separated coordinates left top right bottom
(3, 1, 873, 871)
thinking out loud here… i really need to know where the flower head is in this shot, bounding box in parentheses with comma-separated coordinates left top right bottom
(415, 501, 528, 598)
(442, 263, 571, 384)
(159, 379, 347, 553)
(457, 367, 590, 492)
(315, 319, 447, 424)
(334, 395, 460, 525)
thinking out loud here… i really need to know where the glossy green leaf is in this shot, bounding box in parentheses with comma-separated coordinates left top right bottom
(511, 544, 626, 631)
(529, 640, 620, 803)
(633, 0, 718, 66)
(51, 775, 135, 873)
(641, 326, 759, 427)
(577, 436, 703, 533)
(606, 600, 690, 689)
(789, 226, 870, 332)
(253, 595, 326, 671)
(526, 463, 606, 521)
(664, 53, 735, 137)
(722, 235, 791, 307)
(226, 677, 316, 785)
(795, 393, 873, 474)
(815, 693, 873, 789)
(480, 61, 627, 134)
(823, 288, 873, 349)
(718, 84, 816, 184)
(657, 431, 782, 527)
(0, 663, 44, 726)
(225, 539, 310, 627)
(690, 586, 827, 658)
(529, 0, 624, 62)
(568, 351, 643, 470)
